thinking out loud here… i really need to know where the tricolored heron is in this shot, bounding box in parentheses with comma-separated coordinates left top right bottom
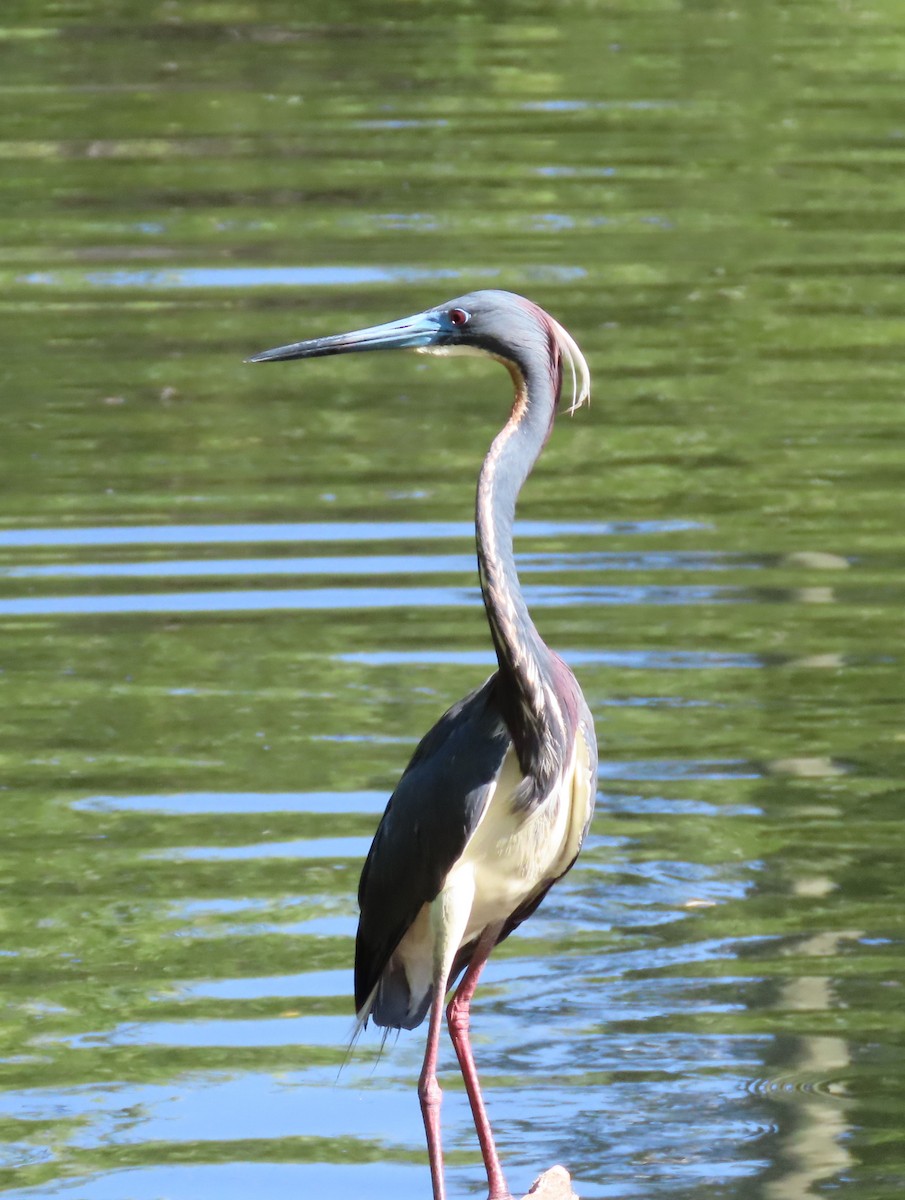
(249, 290, 597, 1200)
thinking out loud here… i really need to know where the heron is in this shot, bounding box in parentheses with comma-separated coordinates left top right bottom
(248, 290, 597, 1200)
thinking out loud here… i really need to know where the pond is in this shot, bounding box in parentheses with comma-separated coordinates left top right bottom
(1, 3, 904, 1198)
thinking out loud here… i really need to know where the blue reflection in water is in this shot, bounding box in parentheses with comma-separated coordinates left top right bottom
(2, 1163, 424, 1200)
(52, 1015, 352, 1051)
(16, 264, 590, 290)
(0, 583, 735, 617)
(339, 648, 760, 669)
(72, 791, 389, 814)
(152, 836, 370, 861)
(0, 549, 741, 580)
(18, 265, 475, 290)
(181, 970, 348, 1000)
(0, 1076, 413, 1147)
(0, 518, 703, 548)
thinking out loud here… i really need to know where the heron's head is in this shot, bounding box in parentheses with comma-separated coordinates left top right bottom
(247, 289, 590, 413)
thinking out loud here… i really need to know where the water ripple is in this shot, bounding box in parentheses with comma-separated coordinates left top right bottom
(338, 648, 761, 669)
(0, 518, 704, 549)
(0, 548, 740, 580)
(0, 583, 736, 617)
(745, 1070, 851, 1099)
(16, 265, 481, 290)
(153, 836, 370, 862)
(72, 791, 388, 815)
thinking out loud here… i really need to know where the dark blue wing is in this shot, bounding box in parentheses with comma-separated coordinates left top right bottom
(354, 673, 511, 1018)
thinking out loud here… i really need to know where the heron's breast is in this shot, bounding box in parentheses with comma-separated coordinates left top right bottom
(388, 736, 595, 1007)
(451, 739, 592, 936)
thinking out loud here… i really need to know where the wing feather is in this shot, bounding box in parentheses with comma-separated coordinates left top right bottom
(354, 673, 511, 1015)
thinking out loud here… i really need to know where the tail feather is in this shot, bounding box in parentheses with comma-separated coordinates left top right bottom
(357, 958, 432, 1032)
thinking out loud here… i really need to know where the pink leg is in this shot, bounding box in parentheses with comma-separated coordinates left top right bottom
(419, 969, 450, 1200)
(446, 923, 512, 1200)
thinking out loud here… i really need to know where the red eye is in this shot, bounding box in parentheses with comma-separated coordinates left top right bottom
(449, 307, 469, 326)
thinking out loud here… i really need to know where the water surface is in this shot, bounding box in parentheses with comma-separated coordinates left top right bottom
(1, 3, 904, 1199)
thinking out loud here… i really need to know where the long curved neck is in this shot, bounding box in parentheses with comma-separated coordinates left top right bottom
(476, 361, 565, 775)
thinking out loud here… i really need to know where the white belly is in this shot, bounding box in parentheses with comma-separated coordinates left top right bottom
(454, 747, 574, 936)
(394, 732, 594, 1001)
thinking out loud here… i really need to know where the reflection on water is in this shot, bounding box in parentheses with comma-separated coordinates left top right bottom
(0, 520, 695, 548)
(2, 1, 905, 1199)
(1, 492, 898, 1197)
(17, 266, 487, 289)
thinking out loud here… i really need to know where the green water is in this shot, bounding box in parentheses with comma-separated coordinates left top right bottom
(1, 2, 904, 1198)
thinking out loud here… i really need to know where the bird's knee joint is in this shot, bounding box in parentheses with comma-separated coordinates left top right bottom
(446, 999, 466, 1031)
(418, 1075, 442, 1109)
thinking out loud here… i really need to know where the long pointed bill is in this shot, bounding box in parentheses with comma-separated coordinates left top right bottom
(246, 310, 442, 363)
